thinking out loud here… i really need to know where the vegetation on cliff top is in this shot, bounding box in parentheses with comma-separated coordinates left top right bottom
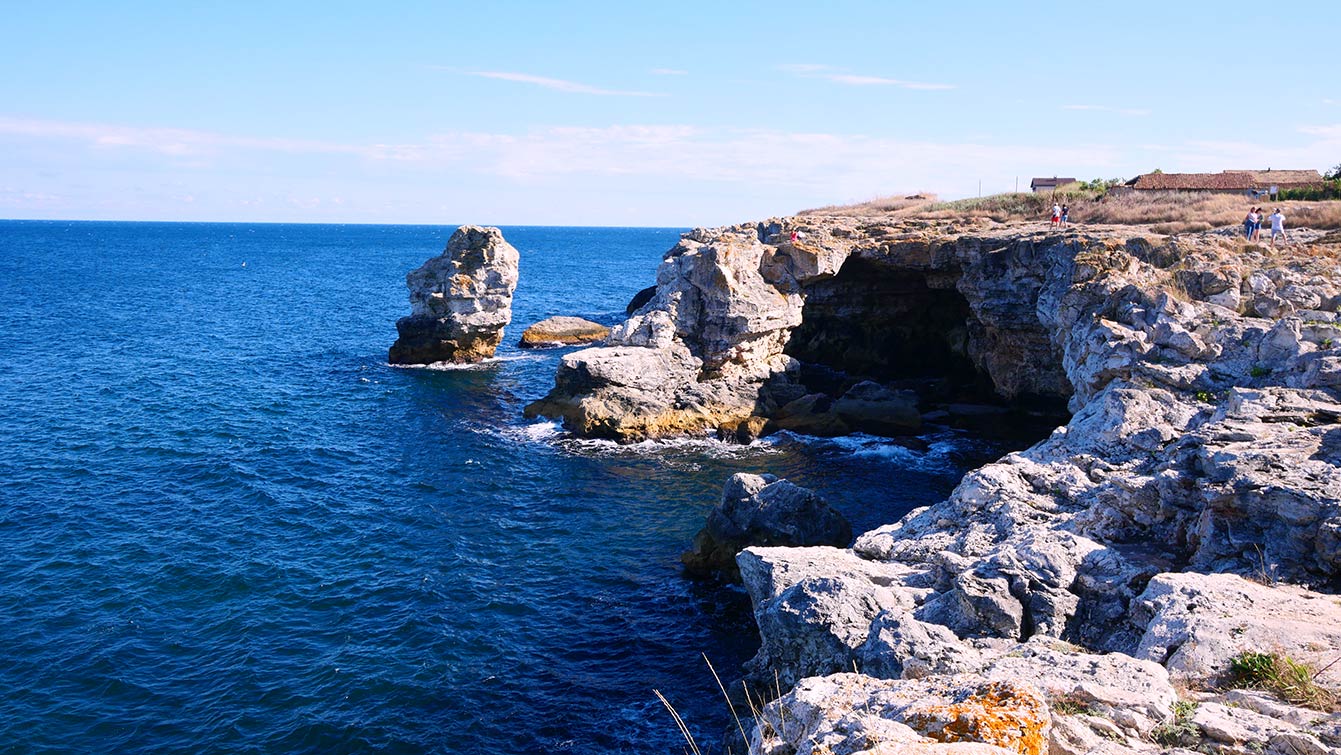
(802, 189, 1341, 235)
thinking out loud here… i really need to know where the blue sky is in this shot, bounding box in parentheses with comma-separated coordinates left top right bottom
(3, 1, 1339, 226)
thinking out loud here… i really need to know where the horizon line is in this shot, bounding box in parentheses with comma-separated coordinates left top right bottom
(0, 215, 698, 230)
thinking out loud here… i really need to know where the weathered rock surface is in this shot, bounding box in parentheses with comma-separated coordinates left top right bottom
(751, 674, 1050, 755)
(1130, 572, 1341, 685)
(388, 226, 520, 364)
(542, 215, 1341, 752)
(682, 474, 852, 579)
(518, 316, 610, 348)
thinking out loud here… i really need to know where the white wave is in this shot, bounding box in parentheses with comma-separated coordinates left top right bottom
(385, 354, 537, 371)
(516, 420, 563, 442)
(556, 434, 784, 460)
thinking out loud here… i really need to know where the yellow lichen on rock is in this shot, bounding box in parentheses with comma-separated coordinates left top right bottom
(904, 682, 1050, 755)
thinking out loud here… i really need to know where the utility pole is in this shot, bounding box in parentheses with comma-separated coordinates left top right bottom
(1015, 176, 1019, 193)
(979, 180, 982, 198)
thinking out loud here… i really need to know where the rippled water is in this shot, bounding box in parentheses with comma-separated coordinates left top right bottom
(0, 221, 1009, 753)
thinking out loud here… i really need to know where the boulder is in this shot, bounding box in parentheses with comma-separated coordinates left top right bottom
(1129, 572, 1341, 688)
(682, 473, 852, 579)
(833, 381, 922, 435)
(518, 316, 610, 348)
(388, 226, 520, 365)
(751, 673, 1050, 755)
(625, 284, 657, 315)
(772, 393, 852, 437)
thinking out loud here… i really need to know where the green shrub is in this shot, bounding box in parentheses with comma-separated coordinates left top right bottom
(1279, 180, 1341, 201)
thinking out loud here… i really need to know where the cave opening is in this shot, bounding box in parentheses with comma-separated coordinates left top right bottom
(779, 255, 1070, 439)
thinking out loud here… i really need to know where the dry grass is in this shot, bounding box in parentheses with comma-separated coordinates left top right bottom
(802, 190, 1341, 233)
(800, 193, 938, 217)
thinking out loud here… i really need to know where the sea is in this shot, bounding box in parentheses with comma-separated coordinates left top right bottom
(0, 221, 1018, 754)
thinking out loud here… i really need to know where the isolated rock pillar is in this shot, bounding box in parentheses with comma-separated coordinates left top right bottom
(388, 225, 520, 365)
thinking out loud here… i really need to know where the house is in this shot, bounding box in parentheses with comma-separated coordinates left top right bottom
(1030, 177, 1077, 192)
(1121, 169, 1323, 196)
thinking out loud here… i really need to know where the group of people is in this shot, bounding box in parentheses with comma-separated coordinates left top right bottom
(1244, 207, 1291, 247)
(1050, 203, 1069, 227)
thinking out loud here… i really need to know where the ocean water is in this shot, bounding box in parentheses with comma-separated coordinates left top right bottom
(0, 221, 1009, 754)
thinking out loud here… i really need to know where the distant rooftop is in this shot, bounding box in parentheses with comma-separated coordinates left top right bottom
(1030, 176, 1077, 191)
(1126, 169, 1323, 191)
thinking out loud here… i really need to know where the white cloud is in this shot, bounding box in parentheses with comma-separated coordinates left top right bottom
(0, 115, 388, 159)
(466, 71, 664, 97)
(1062, 105, 1152, 117)
(779, 64, 954, 90)
(1299, 124, 1341, 140)
(13, 113, 1341, 224)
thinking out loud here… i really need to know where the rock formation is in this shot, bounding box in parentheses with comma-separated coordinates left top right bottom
(682, 473, 852, 580)
(388, 225, 520, 365)
(518, 316, 610, 349)
(525, 216, 1341, 754)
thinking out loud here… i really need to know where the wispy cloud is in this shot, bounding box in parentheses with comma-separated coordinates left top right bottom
(650, 68, 687, 76)
(0, 116, 420, 160)
(14, 113, 1341, 223)
(1062, 104, 1152, 117)
(466, 71, 664, 97)
(779, 63, 954, 91)
(1299, 124, 1341, 140)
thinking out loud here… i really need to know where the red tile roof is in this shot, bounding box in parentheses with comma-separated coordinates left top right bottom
(1127, 169, 1324, 191)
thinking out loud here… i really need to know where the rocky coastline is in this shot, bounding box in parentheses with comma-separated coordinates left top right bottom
(526, 216, 1341, 754)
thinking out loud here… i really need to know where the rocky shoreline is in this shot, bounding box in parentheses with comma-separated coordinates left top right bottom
(526, 216, 1341, 754)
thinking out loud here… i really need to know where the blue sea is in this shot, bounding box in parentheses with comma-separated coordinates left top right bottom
(0, 221, 1008, 754)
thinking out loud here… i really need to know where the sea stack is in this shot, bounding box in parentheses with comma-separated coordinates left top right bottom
(388, 225, 520, 365)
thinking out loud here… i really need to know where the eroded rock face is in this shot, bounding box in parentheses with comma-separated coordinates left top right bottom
(518, 316, 609, 348)
(716, 219, 1341, 755)
(682, 474, 852, 580)
(388, 226, 519, 365)
(527, 220, 1077, 441)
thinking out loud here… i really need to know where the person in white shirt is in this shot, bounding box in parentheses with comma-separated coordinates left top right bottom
(1050, 204, 1061, 226)
(1269, 208, 1289, 247)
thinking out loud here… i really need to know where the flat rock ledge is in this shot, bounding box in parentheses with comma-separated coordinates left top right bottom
(559, 217, 1341, 755)
(518, 316, 610, 349)
(388, 225, 519, 365)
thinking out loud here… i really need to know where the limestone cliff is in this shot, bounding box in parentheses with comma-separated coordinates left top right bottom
(526, 217, 1341, 754)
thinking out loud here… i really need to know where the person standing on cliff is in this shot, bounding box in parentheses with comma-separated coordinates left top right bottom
(1050, 203, 1061, 226)
(1060, 204, 1070, 227)
(1269, 208, 1289, 247)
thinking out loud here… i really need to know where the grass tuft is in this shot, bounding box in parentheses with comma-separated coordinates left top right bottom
(1151, 699, 1200, 747)
(1226, 651, 1337, 711)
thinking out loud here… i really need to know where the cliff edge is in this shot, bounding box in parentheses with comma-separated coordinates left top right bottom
(527, 217, 1341, 754)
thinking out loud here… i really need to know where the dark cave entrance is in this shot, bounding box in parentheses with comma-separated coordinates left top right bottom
(778, 255, 1070, 439)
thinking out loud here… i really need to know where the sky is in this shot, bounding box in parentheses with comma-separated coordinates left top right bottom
(3, 0, 1339, 226)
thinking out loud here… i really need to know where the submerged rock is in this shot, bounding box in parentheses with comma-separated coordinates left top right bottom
(681, 474, 852, 580)
(388, 226, 519, 365)
(518, 316, 609, 349)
